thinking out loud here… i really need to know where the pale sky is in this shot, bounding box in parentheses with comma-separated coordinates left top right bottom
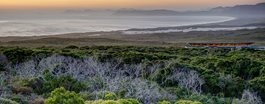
(0, 0, 264, 10)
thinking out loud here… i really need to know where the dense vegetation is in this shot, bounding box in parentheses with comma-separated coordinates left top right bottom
(0, 46, 264, 104)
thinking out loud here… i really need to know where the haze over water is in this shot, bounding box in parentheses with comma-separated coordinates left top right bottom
(0, 15, 234, 37)
(0, 0, 263, 37)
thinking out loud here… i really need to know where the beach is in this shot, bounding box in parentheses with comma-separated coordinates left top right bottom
(0, 17, 264, 47)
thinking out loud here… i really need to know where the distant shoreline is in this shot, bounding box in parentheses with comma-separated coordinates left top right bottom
(0, 16, 265, 47)
(0, 21, 8, 23)
(0, 16, 235, 37)
(123, 16, 236, 31)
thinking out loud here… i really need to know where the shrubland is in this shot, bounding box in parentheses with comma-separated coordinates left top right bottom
(0, 46, 264, 104)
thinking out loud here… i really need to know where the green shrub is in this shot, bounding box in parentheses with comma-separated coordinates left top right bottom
(85, 99, 140, 104)
(103, 100, 119, 104)
(183, 94, 233, 104)
(0, 98, 19, 104)
(27, 70, 86, 95)
(45, 87, 85, 104)
(0, 63, 5, 71)
(118, 99, 132, 104)
(86, 100, 117, 104)
(124, 99, 141, 104)
(3, 48, 33, 63)
(10, 94, 32, 104)
(230, 58, 263, 79)
(104, 92, 118, 100)
(249, 76, 265, 100)
(97, 91, 118, 100)
(31, 98, 45, 104)
(158, 100, 171, 104)
(79, 92, 95, 101)
(174, 100, 202, 104)
(65, 45, 79, 49)
(249, 76, 265, 91)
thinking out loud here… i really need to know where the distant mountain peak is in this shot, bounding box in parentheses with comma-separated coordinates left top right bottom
(257, 2, 265, 5)
(209, 2, 265, 17)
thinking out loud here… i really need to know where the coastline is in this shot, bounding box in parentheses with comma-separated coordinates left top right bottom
(0, 16, 235, 37)
(0, 21, 8, 23)
(0, 17, 265, 47)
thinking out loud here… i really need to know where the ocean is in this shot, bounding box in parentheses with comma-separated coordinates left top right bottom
(0, 16, 234, 37)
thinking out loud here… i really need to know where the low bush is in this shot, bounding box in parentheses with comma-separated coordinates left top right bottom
(45, 87, 85, 104)
(10, 95, 30, 104)
(104, 92, 118, 100)
(174, 100, 202, 104)
(249, 76, 265, 100)
(27, 70, 87, 95)
(0, 97, 19, 104)
(11, 86, 33, 95)
(85, 99, 140, 104)
(158, 100, 171, 104)
(3, 48, 34, 63)
(30, 98, 45, 104)
(65, 45, 79, 49)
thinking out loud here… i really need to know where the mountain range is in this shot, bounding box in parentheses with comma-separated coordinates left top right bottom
(113, 2, 265, 17)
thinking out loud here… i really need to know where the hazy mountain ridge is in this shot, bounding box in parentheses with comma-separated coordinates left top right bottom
(113, 9, 180, 16)
(209, 2, 265, 17)
(113, 2, 265, 17)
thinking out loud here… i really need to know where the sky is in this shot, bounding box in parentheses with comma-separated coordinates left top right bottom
(0, 0, 264, 10)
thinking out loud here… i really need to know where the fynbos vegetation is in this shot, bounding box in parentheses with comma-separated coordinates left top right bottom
(0, 46, 264, 104)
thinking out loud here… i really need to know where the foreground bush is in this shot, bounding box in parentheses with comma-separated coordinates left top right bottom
(45, 87, 85, 104)
(158, 100, 171, 104)
(103, 92, 118, 100)
(120, 99, 141, 104)
(85, 99, 140, 104)
(0, 98, 19, 104)
(175, 100, 202, 104)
